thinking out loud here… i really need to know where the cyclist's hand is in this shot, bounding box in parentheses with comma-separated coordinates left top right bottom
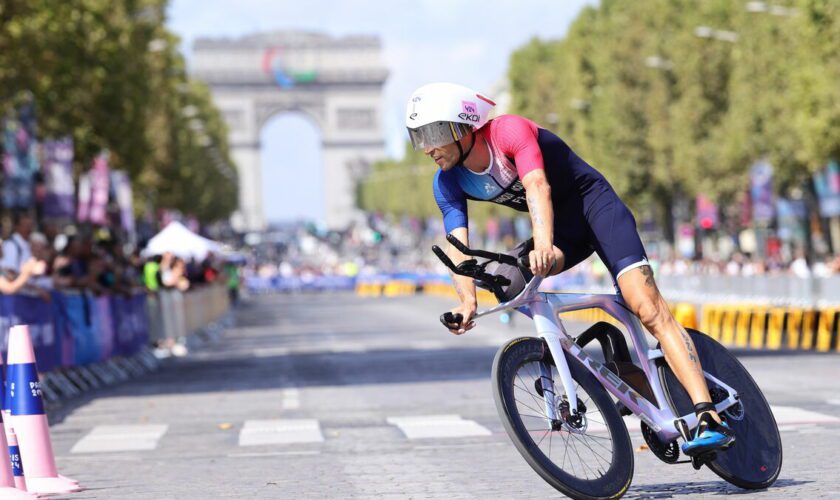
(441, 303, 476, 335)
(529, 246, 556, 277)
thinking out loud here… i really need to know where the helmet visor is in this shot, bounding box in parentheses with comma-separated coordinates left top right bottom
(407, 121, 472, 150)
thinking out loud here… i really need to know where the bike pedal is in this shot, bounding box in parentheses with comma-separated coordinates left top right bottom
(674, 419, 691, 442)
(690, 451, 717, 470)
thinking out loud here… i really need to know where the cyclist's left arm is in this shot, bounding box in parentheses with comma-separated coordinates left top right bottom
(522, 169, 555, 276)
(494, 115, 555, 276)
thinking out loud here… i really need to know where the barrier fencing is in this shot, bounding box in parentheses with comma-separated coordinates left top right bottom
(345, 275, 840, 353)
(0, 285, 230, 382)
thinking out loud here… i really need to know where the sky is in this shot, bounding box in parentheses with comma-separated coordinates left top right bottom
(167, 0, 596, 224)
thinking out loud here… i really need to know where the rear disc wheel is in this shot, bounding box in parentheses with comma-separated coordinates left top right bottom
(659, 329, 782, 489)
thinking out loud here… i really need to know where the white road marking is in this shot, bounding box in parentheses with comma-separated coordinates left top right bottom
(253, 347, 290, 357)
(771, 405, 840, 426)
(281, 389, 300, 410)
(228, 450, 321, 458)
(71, 425, 168, 453)
(238, 419, 324, 446)
(387, 415, 492, 439)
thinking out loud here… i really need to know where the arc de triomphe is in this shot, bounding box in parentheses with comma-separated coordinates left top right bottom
(190, 31, 388, 231)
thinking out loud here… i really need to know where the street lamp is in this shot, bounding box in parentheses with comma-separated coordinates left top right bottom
(569, 98, 590, 111)
(182, 105, 198, 118)
(188, 119, 204, 131)
(694, 26, 739, 43)
(645, 55, 674, 71)
(147, 39, 167, 53)
(746, 1, 797, 16)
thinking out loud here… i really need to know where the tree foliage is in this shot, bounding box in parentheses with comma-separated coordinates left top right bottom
(508, 0, 839, 229)
(0, 0, 237, 222)
(358, 143, 507, 228)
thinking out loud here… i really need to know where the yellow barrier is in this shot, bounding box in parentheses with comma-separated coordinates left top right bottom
(733, 306, 752, 348)
(720, 306, 737, 346)
(749, 307, 768, 349)
(766, 308, 786, 350)
(383, 281, 840, 352)
(674, 303, 698, 330)
(816, 308, 838, 353)
(801, 309, 817, 350)
(701, 304, 721, 340)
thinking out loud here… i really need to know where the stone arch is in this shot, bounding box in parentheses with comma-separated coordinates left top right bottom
(190, 31, 388, 231)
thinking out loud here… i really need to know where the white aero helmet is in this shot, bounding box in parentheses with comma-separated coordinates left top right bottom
(405, 82, 496, 150)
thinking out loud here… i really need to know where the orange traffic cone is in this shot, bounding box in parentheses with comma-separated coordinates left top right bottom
(7, 325, 80, 494)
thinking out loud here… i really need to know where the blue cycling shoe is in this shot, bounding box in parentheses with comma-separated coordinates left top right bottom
(681, 412, 736, 457)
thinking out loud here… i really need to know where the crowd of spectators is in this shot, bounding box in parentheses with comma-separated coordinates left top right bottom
(0, 212, 239, 301)
(656, 252, 840, 279)
(243, 214, 840, 289)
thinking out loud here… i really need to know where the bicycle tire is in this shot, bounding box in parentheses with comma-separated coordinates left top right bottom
(492, 337, 634, 499)
(659, 329, 782, 489)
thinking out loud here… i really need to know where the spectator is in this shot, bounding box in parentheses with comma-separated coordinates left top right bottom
(51, 236, 88, 289)
(170, 257, 190, 291)
(790, 250, 811, 279)
(0, 242, 45, 294)
(25, 232, 54, 301)
(144, 254, 163, 291)
(1, 212, 34, 275)
(224, 260, 241, 305)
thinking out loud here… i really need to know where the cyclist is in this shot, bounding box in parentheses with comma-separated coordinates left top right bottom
(406, 82, 734, 456)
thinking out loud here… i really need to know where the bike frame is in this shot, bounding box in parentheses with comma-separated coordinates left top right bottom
(474, 275, 740, 442)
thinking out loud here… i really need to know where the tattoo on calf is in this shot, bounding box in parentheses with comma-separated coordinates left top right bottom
(679, 327, 698, 363)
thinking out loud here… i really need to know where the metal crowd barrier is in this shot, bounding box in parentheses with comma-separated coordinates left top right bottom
(0, 285, 231, 405)
(148, 285, 230, 343)
(356, 275, 840, 353)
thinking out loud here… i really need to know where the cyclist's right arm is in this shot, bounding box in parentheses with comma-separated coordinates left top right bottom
(434, 170, 477, 334)
(447, 227, 477, 304)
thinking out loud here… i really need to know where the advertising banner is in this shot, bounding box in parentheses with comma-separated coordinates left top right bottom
(814, 159, 840, 218)
(42, 137, 76, 218)
(750, 159, 775, 225)
(77, 152, 110, 224)
(110, 170, 136, 236)
(0, 295, 60, 372)
(1, 101, 40, 209)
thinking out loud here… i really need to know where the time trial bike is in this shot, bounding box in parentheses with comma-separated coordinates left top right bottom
(432, 235, 782, 499)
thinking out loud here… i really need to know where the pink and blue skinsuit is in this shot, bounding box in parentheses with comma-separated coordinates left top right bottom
(432, 114, 648, 280)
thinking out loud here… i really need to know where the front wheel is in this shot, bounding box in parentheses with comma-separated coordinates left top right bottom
(659, 329, 782, 489)
(492, 337, 634, 499)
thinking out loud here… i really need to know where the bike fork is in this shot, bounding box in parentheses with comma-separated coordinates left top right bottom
(538, 362, 559, 423)
(532, 302, 579, 422)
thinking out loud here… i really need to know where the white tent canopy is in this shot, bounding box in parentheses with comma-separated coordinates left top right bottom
(144, 221, 222, 260)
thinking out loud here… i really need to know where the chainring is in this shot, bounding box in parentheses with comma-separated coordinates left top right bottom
(641, 421, 680, 464)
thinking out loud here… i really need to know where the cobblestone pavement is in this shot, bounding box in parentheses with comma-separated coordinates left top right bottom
(47, 293, 840, 498)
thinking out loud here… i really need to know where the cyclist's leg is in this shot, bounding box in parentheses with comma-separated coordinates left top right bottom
(547, 194, 594, 276)
(585, 193, 726, 429)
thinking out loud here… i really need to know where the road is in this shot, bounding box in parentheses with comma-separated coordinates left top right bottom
(48, 293, 840, 498)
